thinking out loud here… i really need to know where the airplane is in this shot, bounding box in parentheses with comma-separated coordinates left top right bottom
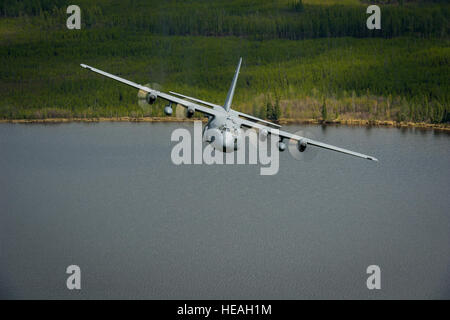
(80, 58, 378, 162)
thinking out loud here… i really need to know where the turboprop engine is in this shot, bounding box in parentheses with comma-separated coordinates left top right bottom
(298, 139, 307, 152)
(259, 129, 268, 141)
(186, 106, 195, 118)
(278, 141, 286, 152)
(146, 92, 157, 104)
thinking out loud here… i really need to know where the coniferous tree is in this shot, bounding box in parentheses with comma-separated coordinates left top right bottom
(321, 102, 328, 121)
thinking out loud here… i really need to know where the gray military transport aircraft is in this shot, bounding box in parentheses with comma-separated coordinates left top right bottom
(80, 58, 378, 162)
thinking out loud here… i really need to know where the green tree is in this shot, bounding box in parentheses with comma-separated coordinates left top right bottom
(266, 100, 274, 120)
(321, 101, 328, 121)
(272, 96, 281, 121)
(291, 0, 304, 13)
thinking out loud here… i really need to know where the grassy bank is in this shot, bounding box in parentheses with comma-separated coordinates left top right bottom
(0, 0, 449, 123)
(1, 117, 449, 132)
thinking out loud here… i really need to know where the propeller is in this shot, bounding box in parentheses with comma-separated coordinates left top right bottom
(137, 83, 162, 113)
(288, 129, 319, 162)
(175, 104, 196, 119)
(175, 104, 189, 119)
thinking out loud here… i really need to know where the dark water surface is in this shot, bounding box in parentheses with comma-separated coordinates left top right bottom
(0, 122, 449, 299)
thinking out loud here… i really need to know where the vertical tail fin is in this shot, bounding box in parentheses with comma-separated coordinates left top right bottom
(223, 57, 242, 112)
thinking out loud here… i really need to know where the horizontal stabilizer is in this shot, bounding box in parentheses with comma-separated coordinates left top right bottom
(169, 91, 222, 109)
(231, 110, 281, 128)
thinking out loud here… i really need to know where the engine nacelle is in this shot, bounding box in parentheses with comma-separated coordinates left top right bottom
(146, 92, 157, 104)
(186, 106, 195, 118)
(298, 139, 307, 152)
(259, 129, 268, 141)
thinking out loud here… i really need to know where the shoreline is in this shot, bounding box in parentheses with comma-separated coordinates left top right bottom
(0, 117, 449, 131)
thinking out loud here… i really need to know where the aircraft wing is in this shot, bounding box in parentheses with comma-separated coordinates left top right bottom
(80, 64, 220, 117)
(235, 117, 378, 162)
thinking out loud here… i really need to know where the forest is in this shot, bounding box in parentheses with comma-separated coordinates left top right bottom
(0, 0, 449, 123)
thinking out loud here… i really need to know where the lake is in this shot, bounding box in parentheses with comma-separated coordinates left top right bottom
(0, 122, 449, 299)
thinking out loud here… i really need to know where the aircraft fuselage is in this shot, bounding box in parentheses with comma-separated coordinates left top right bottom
(203, 113, 243, 153)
